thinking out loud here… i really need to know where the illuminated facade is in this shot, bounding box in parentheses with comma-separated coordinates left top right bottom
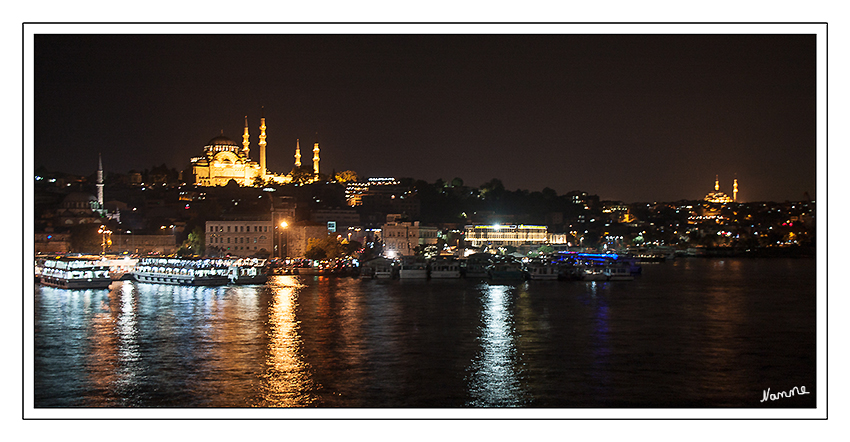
(191, 114, 323, 187)
(206, 220, 274, 257)
(704, 175, 734, 204)
(381, 221, 439, 256)
(463, 224, 548, 248)
(191, 123, 264, 187)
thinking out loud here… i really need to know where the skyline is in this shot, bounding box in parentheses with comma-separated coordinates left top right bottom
(32, 28, 820, 203)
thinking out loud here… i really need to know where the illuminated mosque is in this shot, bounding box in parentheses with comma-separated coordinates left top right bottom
(190, 111, 321, 187)
(704, 175, 738, 204)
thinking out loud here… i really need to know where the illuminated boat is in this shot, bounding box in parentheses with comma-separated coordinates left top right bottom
(227, 258, 268, 284)
(133, 257, 229, 286)
(38, 257, 113, 289)
(581, 263, 634, 281)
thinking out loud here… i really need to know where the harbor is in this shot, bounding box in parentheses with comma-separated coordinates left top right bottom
(33, 257, 816, 409)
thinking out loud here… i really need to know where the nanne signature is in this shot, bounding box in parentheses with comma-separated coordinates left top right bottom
(761, 386, 810, 403)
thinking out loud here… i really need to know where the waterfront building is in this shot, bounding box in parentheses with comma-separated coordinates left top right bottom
(206, 219, 274, 257)
(464, 224, 548, 249)
(381, 221, 439, 256)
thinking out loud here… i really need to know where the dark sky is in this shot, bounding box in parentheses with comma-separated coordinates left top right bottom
(33, 33, 817, 202)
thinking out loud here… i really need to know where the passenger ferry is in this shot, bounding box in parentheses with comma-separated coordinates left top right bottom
(526, 259, 560, 280)
(37, 257, 113, 289)
(461, 253, 492, 278)
(133, 257, 230, 286)
(581, 263, 635, 281)
(487, 258, 526, 280)
(430, 258, 461, 279)
(227, 258, 268, 285)
(399, 257, 428, 279)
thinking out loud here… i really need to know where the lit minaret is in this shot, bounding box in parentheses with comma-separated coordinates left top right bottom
(733, 177, 738, 202)
(715, 175, 720, 192)
(313, 140, 320, 175)
(242, 115, 250, 156)
(294, 139, 301, 168)
(97, 153, 104, 209)
(259, 107, 267, 180)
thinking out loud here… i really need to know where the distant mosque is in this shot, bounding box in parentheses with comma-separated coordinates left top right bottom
(190, 109, 322, 187)
(704, 175, 738, 204)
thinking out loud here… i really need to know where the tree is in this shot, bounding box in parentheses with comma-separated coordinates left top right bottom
(334, 170, 358, 183)
(177, 226, 205, 257)
(479, 178, 505, 199)
(290, 167, 314, 185)
(305, 235, 347, 260)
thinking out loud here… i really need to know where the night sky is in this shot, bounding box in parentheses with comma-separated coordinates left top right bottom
(33, 32, 817, 203)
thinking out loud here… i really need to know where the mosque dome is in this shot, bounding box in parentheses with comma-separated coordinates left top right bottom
(203, 133, 243, 156)
(206, 135, 239, 147)
(62, 192, 99, 212)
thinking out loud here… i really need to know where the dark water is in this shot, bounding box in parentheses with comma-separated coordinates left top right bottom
(33, 258, 817, 408)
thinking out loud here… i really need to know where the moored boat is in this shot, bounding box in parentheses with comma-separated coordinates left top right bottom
(581, 263, 635, 281)
(360, 257, 396, 279)
(38, 257, 113, 289)
(133, 257, 229, 286)
(430, 258, 461, 279)
(487, 257, 525, 280)
(526, 259, 560, 280)
(227, 258, 268, 284)
(399, 257, 428, 279)
(462, 253, 492, 278)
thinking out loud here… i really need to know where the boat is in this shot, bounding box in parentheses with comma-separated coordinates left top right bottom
(227, 258, 268, 284)
(581, 264, 609, 281)
(604, 264, 635, 281)
(38, 257, 113, 289)
(487, 257, 526, 280)
(462, 253, 492, 278)
(360, 257, 396, 279)
(399, 257, 428, 279)
(133, 257, 230, 286)
(581, 263, 634, 281)
(106, 257, 138, 280)
(526, 259, 560, 280)
(430, 258, 461, 279)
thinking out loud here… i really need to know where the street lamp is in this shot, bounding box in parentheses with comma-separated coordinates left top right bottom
(279, 221, 288, 260)
(98, 225, 112, 255)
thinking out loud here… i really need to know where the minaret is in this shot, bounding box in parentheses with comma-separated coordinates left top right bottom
(313, 141, 320, 175)
(715, 175, 720, 192)
(294, 139, 302, 168)
(97, 153, 104, 209)
(259, 107, 267, 180)
(242, 115, 250, 156)
(733, 177, 738, 202)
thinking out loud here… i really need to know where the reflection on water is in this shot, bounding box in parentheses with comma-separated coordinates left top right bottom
(466, 284, 527, 406)
(33, 258, 816, 408)
(258, 276, 317, 406)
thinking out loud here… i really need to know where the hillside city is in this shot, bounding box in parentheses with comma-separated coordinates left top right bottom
(33, 163, 816, 261)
